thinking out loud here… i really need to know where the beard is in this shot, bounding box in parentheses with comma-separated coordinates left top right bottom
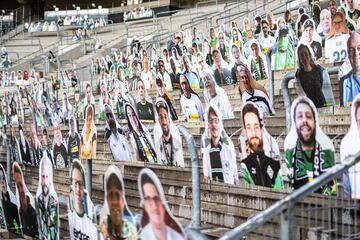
(42, 185, 49, 196)
(249, 136, 263, 153)
(297, 126, 316, 148)
(162, 125, 170, 138)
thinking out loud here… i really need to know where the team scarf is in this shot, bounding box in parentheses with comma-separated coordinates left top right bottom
(292, 140, 335, 195)
(251, 57, 267, 80)
(133, 130, 157, 163)
(161, 136, 174, 166)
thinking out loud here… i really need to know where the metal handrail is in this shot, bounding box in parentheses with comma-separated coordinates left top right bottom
(281, 66, 339, 132)
(215, 0, 254, 26)
(186, 227, 209, 240)
(181, 0, 257, 31)
(218, 150, 360, 240)
(155, 9, 180, 18)
(177, 125, 201, 228)
(6, 51, 20, 63)
(224, 0, 246, 10)
(196, 0, 218, 10)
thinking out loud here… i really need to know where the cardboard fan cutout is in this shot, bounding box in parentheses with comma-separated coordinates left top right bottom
(68, 159, 98, 239)
(125, 103, 157, 163)
(237, 64, 275, 117)
(81, 105, 97, 160)
(138, 168, 186, 240)
(18, 124, 32, 167)
(202, 104, 239, 185)
(325, 12, 349, 63)
(0, 164, 21, 236)
(104, 104, 132, 161)
(52, 121, 69, 168)
(239, 102, 283, 189)
(317, 9, 331, 37)
(179, 74, 205, 122)
(30, 123, 42, 167)
(212, 48, 234, 86)
(13, 162, 39, 238)
(284, 96, 336, 195)
(298, 19, 323, 60)
(136, 79, 156, 122)
(295, 44, 335, 108)
(99, 165, 137, 239)
(246, 39, 269, 80)
(201, 70, 234, 119)
(339, 31, 360, 107)
(341, 93, 360, 199)
(153, 98, 185, 167)
(9, 125, 22, 166)
(35, 155, 59, 240)
(67, 116, 82, 163)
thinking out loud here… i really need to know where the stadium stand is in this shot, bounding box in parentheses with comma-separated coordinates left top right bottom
(0, 0, 360, 239)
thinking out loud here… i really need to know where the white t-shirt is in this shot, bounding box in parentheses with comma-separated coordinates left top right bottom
(140, 71, 152, 89)
(68, 210, 98, 240)
(259, 35, 276, 54)
(140, 224, 184, 240)
(108, 131, 132, 161)
(242, 89, 273, 117)
(180, 93, 204, 122)
(325, 34, 350, 63)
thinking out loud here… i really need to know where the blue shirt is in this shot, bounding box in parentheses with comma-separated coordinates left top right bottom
(342, 73, 360, 106)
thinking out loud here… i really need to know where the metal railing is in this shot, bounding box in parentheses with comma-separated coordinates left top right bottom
(218, 151, 360, 240)
(281, 66, 339, 132)
(177, 125, 201, 228)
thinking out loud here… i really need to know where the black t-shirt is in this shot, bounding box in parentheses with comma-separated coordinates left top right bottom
(68, 133, 81, 162)
(209, 141, 224, 182)
(170, 72, 181, 90)
(297, 65, 326, 108)
(136, 101, 155, 121)
(310, 41, 322, 60)
(2, 192, 21, 235)
(214, 67, 234, 86)
(19, 140, 31, 166)
(19, 196, 38, 238)
(242, 152, 281, 188)
(53, 143, 68, 168)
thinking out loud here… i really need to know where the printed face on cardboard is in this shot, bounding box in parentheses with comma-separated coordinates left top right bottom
(296, 44, 335, 107)
(125, 103, 157, 163)
(0, 164, 19, 234)
(68, 159, 97, 239)
(104, 104, 132, 161)
(284, 96, 336, 194)
(35, 155, 59, 240)
(239, 102, 280, 160)
(52, 121, 69, 168)
(138, 168, 186, 240)
(81, 105, 97, 160)
(12, 162, 38, 238)
(100, 165, 137, 239)
(340, 94, 360, 199)
(153, 98, 184, 167)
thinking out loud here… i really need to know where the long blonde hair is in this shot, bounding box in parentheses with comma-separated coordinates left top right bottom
(236, 63, 268, 96)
